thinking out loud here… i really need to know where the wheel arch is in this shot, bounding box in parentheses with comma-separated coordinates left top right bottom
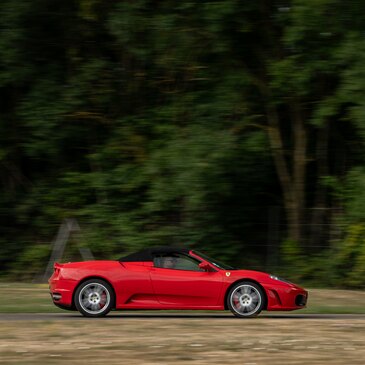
(72, 276, 117, 309)
(224, 279, 268, 310)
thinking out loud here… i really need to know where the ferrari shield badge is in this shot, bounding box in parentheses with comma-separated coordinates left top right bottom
(226, 272, 231, 277)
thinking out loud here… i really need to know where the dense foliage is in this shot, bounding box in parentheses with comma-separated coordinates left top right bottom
(1, 0, 365, 287)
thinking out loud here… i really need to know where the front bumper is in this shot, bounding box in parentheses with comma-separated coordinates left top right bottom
(265, 284, 308, 311)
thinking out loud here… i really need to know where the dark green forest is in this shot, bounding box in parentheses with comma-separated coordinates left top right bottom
(1, 0, 365, 287)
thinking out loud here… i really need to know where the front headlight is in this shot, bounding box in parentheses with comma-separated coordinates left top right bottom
(269, 275, 292, 284)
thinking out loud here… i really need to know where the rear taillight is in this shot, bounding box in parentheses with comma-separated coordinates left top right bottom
(54, 267, 60, 276)
(53, 262, 63, 278)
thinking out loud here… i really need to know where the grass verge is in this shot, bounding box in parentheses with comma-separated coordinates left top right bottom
(0, 283, 364, 314)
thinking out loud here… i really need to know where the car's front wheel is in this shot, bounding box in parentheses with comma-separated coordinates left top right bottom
(74, 279, 114, 317)
(227, 281, 265, 318)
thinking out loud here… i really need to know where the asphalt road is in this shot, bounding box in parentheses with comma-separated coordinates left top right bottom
(1, 312, 364, 321)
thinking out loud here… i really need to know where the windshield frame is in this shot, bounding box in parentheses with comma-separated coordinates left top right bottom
(192, 250, 236, 270)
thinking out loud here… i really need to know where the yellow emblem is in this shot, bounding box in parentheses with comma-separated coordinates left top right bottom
(226, 272, 231, 277)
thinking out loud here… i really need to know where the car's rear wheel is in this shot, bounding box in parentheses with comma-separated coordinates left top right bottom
(74, 279, 114, 317)
(227, 281, 265, 318)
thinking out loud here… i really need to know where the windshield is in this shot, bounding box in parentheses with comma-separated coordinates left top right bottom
(193, 251, 236, 270)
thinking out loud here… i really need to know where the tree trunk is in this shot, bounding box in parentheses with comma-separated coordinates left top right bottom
(309, 123, 329, 247)
(266, 101, 307, 245)
(291, 101, 307, 244)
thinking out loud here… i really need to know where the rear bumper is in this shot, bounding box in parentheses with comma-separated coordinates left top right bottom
(49, 276, 77, 308)
(265, 284, 308, 311)
(51, 297, 76, 311)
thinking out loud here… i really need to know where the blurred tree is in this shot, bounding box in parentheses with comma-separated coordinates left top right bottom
(0, 0, 365, 286)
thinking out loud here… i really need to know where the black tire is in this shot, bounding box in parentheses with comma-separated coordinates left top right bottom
(74, 279, 115, 317)
(227, 281, 265, 318)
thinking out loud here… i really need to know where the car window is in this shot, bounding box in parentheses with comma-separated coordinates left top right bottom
(153, 253, 202, 271)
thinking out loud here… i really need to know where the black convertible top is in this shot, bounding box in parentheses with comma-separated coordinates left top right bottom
(119, 246, 191, 262)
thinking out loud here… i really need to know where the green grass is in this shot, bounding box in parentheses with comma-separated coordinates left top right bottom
(299, 288, 365, 314)
(0, 283, 62, 313)
(0, 283, 364, 314)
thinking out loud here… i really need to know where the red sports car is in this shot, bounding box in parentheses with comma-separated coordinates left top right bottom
(49, 246, 308, 318)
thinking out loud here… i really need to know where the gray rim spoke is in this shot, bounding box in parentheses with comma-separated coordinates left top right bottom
(251, 292, 258, 299)
(247, 303, 255, 311)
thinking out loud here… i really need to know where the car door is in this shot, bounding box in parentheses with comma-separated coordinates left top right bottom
(149, 253, 223, 308)
(117, 261, 158, 307)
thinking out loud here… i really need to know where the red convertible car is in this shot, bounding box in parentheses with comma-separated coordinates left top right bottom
(49, 246, 308, 318)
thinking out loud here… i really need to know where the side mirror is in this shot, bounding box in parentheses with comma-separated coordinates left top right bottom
(199, 262, 211, 271)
